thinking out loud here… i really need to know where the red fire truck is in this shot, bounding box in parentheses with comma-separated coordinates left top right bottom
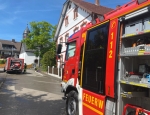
(57, 0, 150, 115)
(4, 57, 24, 73)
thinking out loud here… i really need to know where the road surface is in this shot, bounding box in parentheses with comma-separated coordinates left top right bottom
(0, 69, 66, 115)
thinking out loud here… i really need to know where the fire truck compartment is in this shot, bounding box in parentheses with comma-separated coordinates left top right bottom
(120, 83, 150, 111)
(124, 20, 142, 37)
(144, 16, 150, 32)
(119, 11, 150, 112)
(120, 33, 150, 111)
(121, 56, 150, 81)
(121, 31, 150, 56)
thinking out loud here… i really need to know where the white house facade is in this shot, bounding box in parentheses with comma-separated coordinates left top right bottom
(54, 0, 113, 68)
(19, 26, 38, 65)
(57, 1, 92, 68)
(19, 44, 37, 65)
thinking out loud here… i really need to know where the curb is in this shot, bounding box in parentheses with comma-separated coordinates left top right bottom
(47, 73, 62, 79)
(35, 71, 62, 82)
(35, 71, 43, 76)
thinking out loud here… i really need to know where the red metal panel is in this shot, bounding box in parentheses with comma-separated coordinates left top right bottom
(63, 31, 81, 86)
(105, 0, 150, 20)
(82, 89, 106, 115)
(6, 58, 11, 70)
(105, 19, 118, 98)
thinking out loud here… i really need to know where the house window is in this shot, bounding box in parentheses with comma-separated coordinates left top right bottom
(2, 44, 16, 50)
(65, 16, 69, 26)
(65, 33, 69, 42)
(97, 15, 104, 21)
(69, 3, 71, 9)
(80, 21, 87, 28)
(59, 37, 63, 44)
(74, 7, 78, 19)
(74, 27, 79, 33)
(91, 13, 98, 24)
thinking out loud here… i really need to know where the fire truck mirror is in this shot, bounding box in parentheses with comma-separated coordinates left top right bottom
(56, 44, 62, 54)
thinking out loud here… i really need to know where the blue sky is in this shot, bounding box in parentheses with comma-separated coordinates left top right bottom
(0, 0, 130, 42)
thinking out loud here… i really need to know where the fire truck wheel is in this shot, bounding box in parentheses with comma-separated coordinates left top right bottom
(3, 68, 6, 72)
(66, 90, 79, 115)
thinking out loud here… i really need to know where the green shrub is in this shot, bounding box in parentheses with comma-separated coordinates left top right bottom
(0, 60, 5, 64)
(41, 50, 56, 71)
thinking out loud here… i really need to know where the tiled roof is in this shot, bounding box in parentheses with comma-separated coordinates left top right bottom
(0, 39, 21, 52)
(22, 43, 35, 52)
(71, 0, 113, 15)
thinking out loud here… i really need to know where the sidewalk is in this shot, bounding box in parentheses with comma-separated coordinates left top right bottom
(31, 68, 62, 82)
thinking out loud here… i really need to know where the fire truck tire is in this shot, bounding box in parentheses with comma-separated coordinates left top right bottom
(3, 68, 5, 72)
(66, 90, 79, 115)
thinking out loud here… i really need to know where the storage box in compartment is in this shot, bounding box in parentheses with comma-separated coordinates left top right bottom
(144, 17, 150, 33)
(124, 20, 142, 37)
(121, 92, 146, 98)
(124, 47, 139, 54)
(123, 45, 150, 55)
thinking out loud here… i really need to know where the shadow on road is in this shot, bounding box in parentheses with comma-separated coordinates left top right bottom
(0, 71, 4, 73)
(0, 77, 66, 115)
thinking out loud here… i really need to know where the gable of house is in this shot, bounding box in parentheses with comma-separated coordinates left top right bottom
(54, 0, 113, 41)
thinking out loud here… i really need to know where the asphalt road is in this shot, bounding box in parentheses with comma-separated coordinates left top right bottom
(0, 69, 66, 115)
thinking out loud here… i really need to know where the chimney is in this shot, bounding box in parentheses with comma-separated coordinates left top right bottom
(95, 0, 100, 6)
(12, 39, 15, 43)
(116, 5, 121, 9)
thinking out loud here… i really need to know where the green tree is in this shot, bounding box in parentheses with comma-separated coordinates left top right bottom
(22, 21, 56, 57)
(41, 49, 56, 71)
